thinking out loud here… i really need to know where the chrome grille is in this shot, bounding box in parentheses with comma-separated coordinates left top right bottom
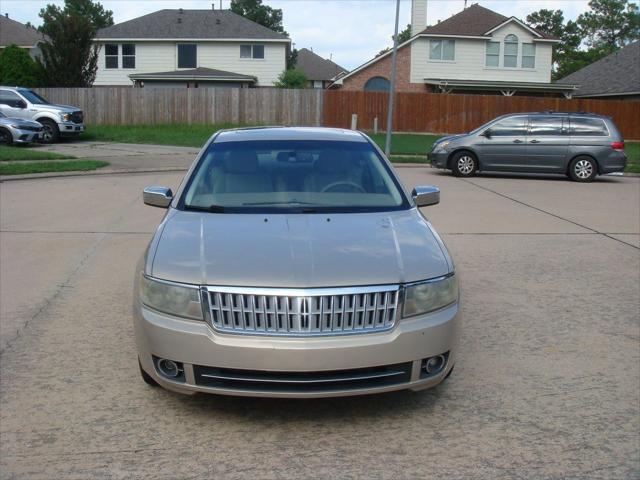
(203, 286, 400, 336)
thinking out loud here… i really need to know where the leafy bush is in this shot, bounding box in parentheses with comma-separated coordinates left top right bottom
(0, 45, 43, 87)
(275, 69, 308, 89)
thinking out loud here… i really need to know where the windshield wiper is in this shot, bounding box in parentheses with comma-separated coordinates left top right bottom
(242, 201, 319, 206)
(184, 204, 226, 213)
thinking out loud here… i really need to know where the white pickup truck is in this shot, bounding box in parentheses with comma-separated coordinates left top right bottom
(0, 86, 85, 143)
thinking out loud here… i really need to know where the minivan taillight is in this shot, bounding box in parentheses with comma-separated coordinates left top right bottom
(611, 141, 625, 152)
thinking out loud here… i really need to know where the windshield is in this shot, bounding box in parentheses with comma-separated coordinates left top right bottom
(18, 89, 49, 105)
(181, 139, 408, 213)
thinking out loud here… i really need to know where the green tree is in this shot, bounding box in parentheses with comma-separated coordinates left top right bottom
(286, 47, 298, 70)
(376, 23, 412, 57)
(39, 0, 113, 30)
(230, 0, 286, 35)
(275, 69, 308, 89)
(0, 45, 43, 87)
(577, 0, 640, 52)
(38, 3, 100, 86)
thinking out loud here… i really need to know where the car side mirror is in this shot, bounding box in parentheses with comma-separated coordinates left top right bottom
(412, 186, 440, 207)
(481, 129, 492, 138)
(143, 186, 173, 208)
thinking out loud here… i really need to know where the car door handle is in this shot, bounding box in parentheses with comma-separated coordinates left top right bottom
(530, 139, 540, 144)
(513, 139, 523, 144)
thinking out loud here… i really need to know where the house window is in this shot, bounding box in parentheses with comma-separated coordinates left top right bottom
(522, 43, 535, 68)
(178, 44, 197, 68)
(313, 80, 323, 89)
(364, 76, 390, 92)
(240, 44, 265, 59)
(122, 44, 135, 69)
(105, 44, 118, 69)
(429, 39, 455, 61)
(504, 34, 518, 68)
(485, 41, 500, 67)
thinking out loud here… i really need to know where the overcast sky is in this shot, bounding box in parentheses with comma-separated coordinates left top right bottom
(4, 0, 591, 69)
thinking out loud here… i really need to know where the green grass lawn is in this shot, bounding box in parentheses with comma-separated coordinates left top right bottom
(0, 145, 74, 161)
(0, 160, 109, 175)
(370, 133, 440, 155)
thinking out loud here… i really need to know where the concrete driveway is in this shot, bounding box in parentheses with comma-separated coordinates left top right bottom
(1, 166, 638, 478)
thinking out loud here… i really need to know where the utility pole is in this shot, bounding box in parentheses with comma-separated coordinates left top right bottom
(384, 0, 401, 157)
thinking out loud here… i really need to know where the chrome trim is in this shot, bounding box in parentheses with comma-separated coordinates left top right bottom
(203, 284, 400, 337)
(199, 370, 405, 384)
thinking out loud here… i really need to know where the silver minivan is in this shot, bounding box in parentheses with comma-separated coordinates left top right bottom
(134, 127, 460, 398)
(429, 112, 627, 182)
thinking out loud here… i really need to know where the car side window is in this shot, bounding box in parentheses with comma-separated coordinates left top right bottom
(489, 116, 528, 136)
(0, 90, 24, 107)
(569, 117, 608, 136)
(529, 116, 565, 136)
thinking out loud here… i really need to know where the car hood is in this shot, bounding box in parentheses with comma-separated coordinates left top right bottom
(0, 117, 42, 127)
(36, 104, 79, 113)
(435, 134, 468, 145)
(149, 208, 451, 288)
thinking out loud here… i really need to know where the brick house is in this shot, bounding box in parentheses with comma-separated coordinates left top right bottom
(331, 1, 578, 97)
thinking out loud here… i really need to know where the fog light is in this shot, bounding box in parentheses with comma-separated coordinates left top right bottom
(156, 358, 181, 378)
(424, 355, 446, 375)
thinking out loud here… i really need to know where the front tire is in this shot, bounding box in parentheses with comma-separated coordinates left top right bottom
(451, 151, 478, 177)
(569, 156, 597, 182)
(0, 127, 13, 145)
(39, 119, 60, 144)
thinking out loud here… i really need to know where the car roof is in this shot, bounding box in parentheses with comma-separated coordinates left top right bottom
(213, 127, 369, 143)
(500, 111, 610, 119)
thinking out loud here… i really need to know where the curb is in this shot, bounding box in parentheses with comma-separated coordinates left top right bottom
(0, 167, 188, 182)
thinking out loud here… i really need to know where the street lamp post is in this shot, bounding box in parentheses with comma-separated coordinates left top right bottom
(384, 0, 401, 157)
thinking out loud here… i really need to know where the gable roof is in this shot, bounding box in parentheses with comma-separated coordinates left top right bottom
(0, 15, 46, 47)
(96, 9, 289, 41)
(557, 42, 640, 97)
(296, 48, 347, 81)
(129, 67, 256, 82)
(419, 4, 557, 40)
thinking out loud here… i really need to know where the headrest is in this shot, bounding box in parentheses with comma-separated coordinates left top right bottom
(224, 150, 259, 174)
(316, 150, 351, 173)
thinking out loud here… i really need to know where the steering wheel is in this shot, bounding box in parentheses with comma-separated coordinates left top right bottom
(321, 181, 366, 193)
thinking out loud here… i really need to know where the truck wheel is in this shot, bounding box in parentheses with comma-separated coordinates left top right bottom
(451, 151, 477, 177)
(139, 359, 159, 387)
(568, 156, 597, 182)
(0, 127, 12, 145)
(39, 119, 60, 144)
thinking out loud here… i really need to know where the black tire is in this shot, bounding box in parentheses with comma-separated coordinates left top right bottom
(39, 119, 60, 144)
(450, 151, 478, 177)
(568, 156, 597, 182)
(139, 359, 159, 387)
(0, 127, 12, 145)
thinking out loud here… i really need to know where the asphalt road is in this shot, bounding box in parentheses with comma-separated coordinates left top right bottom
(1, 166, 639, 479)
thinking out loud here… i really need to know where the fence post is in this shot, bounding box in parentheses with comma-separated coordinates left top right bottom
(351, 114, 358, 130)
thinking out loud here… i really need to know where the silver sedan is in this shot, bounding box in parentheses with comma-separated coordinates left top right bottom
(0, 112, 43, 145)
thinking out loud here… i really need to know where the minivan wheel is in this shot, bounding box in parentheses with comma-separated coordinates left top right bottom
(139, 359, 159, 387)
(569, 156, 597, 182)
(0, 127, 12, 145)
(451, 152, 477, 177)
(39, 119, 60, 144)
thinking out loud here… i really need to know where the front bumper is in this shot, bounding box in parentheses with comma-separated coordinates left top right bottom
(428, 150, 449, 169)
(7, 126, 42, 144)
(134, 301, 461, 398)
(58, 122, 85, 136)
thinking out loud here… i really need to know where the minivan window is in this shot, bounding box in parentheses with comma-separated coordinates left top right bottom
(569, 117, 608, 136)
(529, 116, 565, 136)
(489, 116, 527, 136)
(181, 140, 408, 213)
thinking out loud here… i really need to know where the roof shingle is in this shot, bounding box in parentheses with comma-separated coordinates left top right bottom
(0, 15, 46, 47)
(419, 4, 556, 40)
(557, 42, 640, 97)
(96, 9, 289, 41)
(295, 48, 347, 81)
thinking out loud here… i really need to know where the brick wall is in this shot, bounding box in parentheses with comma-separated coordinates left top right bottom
(338, 45, 428, 93)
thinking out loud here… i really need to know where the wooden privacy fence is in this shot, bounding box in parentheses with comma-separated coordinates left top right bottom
(323, 91, 640, 140)
(32, 87, 639, 139)
(34, 87, 324, 126)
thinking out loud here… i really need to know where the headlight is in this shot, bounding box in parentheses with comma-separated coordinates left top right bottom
(9, 124, 22, 129)
(61, 113, 71, 122)
(139, 275, 203, 320)
(403, 274, 458, 317)
(435, 140, 451, 150)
